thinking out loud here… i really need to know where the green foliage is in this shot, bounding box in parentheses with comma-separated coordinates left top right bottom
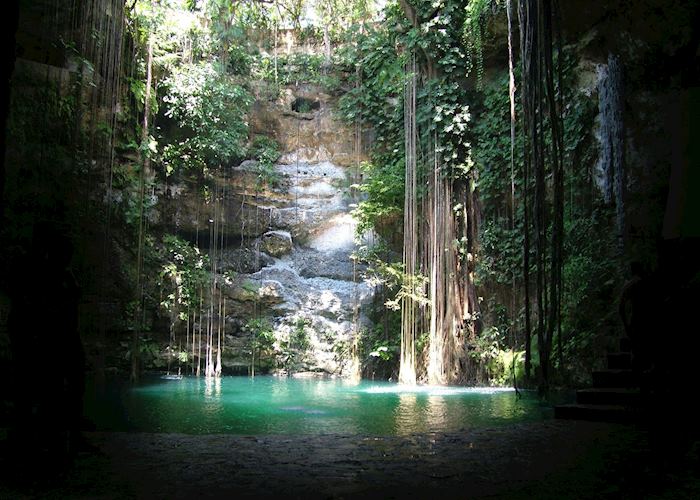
(467, 326, 523, 386)
(279, 53, 325, 84)
(477, 221, 522, 286)
(354, 243, 428, 311)
(157, 234, 210, 315)
(125, 337, 164, 369)
(426, 79, 475, 178)
(358, 319, 401, 380)
(245, 318, 275, 349)
(337, 21, 406, 242)
(469, 326, 504, 362)
(127, 75, 158, 119)
(254, 52, 340, 90)
(558, 214, 618, 372)
(291, 317, 311, 351)
(279, 317, 312, 374)
(383, 269, 430, 311)
(471, 46, 618, 383)
(241, 279, 260, 294)
(129, 1, 204, 77)
(338, 22, 403, 127)
(113, 167, 158, 229)
(2, 71, 82, 240)
(462, 0, 497, 90)
(203, 0, 274, 76)
(161, 62, 252, 174)
(244, 318, 276, 371)
(228, 43, 255, 75)
(248, 135, 282, 189)
(248, 135, 280, 164)
(472, 72, 524, 217)
(490, 349, 525, 386)
(341, 0, 476, 245)
(7, 72, 76, 152)
(351, 161, 404, 234)
(295, 100, 313, 114)
(369, 344, 392, 361)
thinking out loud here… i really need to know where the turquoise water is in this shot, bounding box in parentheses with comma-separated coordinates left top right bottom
(85, 375, 549, 435)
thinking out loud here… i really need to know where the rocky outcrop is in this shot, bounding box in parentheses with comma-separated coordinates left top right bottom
(161, 82, 374, 377)
(270, 161, 352, 243)
(250, 84, 366, 168)
(218, 247, 274, 275)
(260, 230, 293, 257)
(162, 83, 363, 243)
(165, 186, 276, 240)
(295, 248, 358, 281)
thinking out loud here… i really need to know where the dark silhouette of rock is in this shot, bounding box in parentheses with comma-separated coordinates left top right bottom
(6, 221, 85, 478)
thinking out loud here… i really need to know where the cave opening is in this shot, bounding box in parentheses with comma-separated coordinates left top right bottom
(291, 96, 320, 113)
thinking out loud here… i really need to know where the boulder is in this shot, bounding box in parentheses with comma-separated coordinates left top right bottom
(225, 279, 260, 302)
(258, 279, 285, 304)
(260, 230, 293, 257)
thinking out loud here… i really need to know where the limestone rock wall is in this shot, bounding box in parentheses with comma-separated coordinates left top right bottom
(251, 84, 363, 168)
(159, 83, 372, 377)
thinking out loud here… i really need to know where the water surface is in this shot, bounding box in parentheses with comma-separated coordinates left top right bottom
(86, 375, 549, 435)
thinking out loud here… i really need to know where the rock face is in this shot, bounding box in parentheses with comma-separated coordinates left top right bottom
(218, 247, 274, 275)
(250, 84, 365, 168)
(271, 161, 351, 243)
(166, 83, 373, 377)
(163, 181, 278, 240)
(243, 257, 372, 375)
(260, 231, 293, 257)
(161, 84, 367, 244)
(218, 155, 372, 376)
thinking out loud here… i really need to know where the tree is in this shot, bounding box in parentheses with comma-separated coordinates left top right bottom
(342, 0, 482, 385)
(397, 0, 479, 385)
(161, 62, 252, 175)
(244, 318, 276, 376)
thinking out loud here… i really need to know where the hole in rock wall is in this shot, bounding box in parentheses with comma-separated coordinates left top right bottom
(291, 97, 320, 113)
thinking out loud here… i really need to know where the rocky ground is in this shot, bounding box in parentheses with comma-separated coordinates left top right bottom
(2, 420, 699, 499)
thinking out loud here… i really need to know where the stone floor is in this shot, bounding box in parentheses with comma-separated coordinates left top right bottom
(1, 420, 699, 499)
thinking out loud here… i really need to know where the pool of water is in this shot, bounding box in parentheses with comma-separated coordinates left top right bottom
(85, 375, 550, 435)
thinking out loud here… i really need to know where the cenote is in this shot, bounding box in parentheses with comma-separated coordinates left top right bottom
(85, 376, 548, 435)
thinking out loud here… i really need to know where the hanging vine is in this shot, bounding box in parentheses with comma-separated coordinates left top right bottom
(393, 0, 479, 385)
(399, 50, 418, 385)
(517, 0, 565, 395)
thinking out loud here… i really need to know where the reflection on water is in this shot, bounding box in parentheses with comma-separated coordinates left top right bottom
(394, 393, 420, 435)
(271, 376, 290, 400)
(427, 395, 448, 431)
(204, 376, 221, 399)
(362, 385, 514, 396)
(491, 390, 522, 419)
(85, 376, 547, 435)
(203, 377, 223, 424)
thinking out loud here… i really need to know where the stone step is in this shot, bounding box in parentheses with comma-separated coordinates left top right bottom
(576, 387, 641, 406)
(619, 337, 632, 353)
(607, 352, 632, 370)
(592, 369, 638, 388)
(554, 404, 639, 423)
